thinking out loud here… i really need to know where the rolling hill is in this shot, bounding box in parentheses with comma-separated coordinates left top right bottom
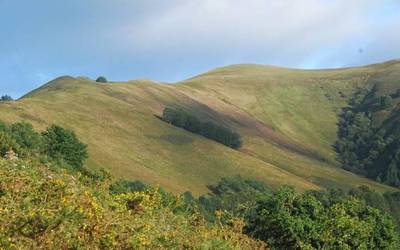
(1, 60, 400, 194)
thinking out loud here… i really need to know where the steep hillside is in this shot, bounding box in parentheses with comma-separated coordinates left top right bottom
(1, 62, 399, 194)
(335, 60, 400, 186)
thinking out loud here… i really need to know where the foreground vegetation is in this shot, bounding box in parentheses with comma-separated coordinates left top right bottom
(0, 121, 264, 249)
(0, 159, 265, 249)
(199, 176, 400, 249)
(117, 176, 400, 249)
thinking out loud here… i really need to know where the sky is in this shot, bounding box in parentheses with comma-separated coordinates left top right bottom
(1, 0, 400, 98)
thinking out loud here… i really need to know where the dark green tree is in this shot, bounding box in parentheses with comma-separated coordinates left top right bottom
(10, 122, 42, 152)
(41, 125, 88, 169)
(198, 175, 269, 221)
(0, 95, 13, 101)
(95, 76, 108, 83)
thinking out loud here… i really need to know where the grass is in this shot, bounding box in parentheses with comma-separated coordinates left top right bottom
(0, 61, 399, 194)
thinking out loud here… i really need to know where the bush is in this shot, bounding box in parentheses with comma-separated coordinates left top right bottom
(41, 125, 88, 169)
(0, 95, 13, 101)
(0, 131, 22, 157)
(96, 76, 108, 83)
(198, 176, 270, 221)
(109, 180, 150, 194)
(10, 122, 42, 152)
(380, 95, 393, 109)
(246, 186, 399, 249)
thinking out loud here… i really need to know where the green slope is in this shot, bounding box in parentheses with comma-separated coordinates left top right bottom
(1, 61, 399, 194)
(334, 60, 400, 186)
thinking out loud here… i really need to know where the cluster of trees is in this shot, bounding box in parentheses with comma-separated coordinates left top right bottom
(0, 95, 13, 101)
(0, 121, 88, 169)
(114, 175, 400, 249)
(336, 87, 400, 187)
(162, 107, 242, 149)
(246, 187, 397, 249)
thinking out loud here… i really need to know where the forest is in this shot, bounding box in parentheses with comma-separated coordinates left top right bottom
(336, 86, 400, 187)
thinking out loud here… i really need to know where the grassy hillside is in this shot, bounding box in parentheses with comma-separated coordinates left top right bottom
(1, 61, 399, 194)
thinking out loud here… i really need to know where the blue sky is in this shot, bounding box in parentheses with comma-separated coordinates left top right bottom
(1, 0, 400, 98)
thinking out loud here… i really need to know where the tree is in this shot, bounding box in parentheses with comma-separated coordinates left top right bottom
(10, 122, 42, 152)
(198, 176, 270, 221)
(245, 186, 398, 249)
(95, 76, 108, 83)
(41, 125, 88, 169)
(380, 95, 393, 109)
(0, 95, 13, 101)
(396, 89, 400, 98)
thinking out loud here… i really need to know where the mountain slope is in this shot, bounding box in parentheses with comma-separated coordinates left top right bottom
(1, 62, 399, 194)
(335, 60, 400, 186)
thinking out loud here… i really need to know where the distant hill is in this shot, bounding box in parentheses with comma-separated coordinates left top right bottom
(1, 61, 400, 194)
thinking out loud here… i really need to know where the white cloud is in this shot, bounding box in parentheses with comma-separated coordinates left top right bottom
(1, 0, 400, 97)
(112, 0, 393, 67)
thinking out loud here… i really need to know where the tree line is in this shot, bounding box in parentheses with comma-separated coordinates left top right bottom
(162, 107, 242, 149)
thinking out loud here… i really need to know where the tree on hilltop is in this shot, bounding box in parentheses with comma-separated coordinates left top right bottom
(96, 76, 108, 83)
(1, 95, 13, 101)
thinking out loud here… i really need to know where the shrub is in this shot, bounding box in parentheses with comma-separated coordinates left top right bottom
(0, 95, 13, 101)
(10, 122, 42, 152)
(41, 125, 88, 169)
(0, 131, 22, 157)
(96, 76, 108, 83)
(246, 186, 399, 249)
(109, 180, 150, 194)
(380, 95, 393, 109)
(198, 175, 270, 221)
(0, 121, 8, 132)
